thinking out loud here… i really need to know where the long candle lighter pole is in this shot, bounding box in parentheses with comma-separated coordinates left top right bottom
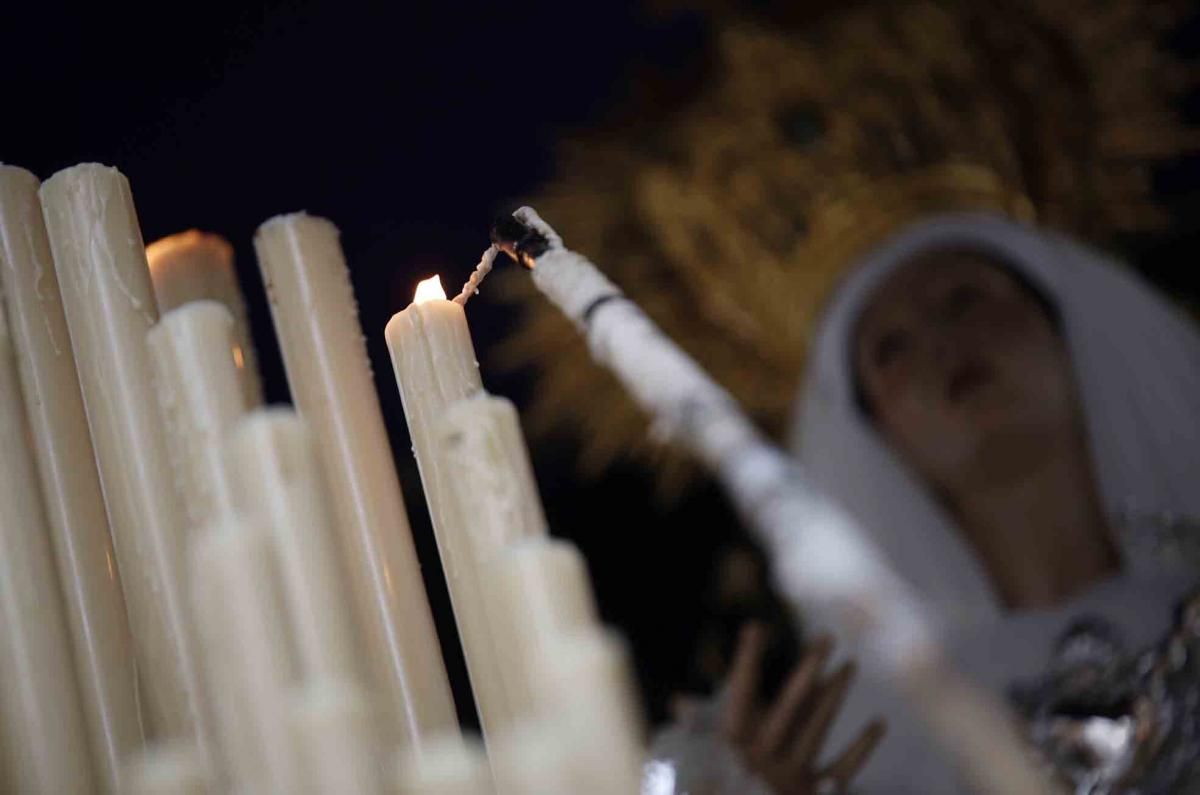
(487, 207, 1059, 795)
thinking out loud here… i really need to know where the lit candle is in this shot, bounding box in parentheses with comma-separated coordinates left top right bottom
(0, 164, 141, 792)
(189, 518, 298, 794)
(0, 261, 95, 792)
(224, 409, 364, 686)
(146, 230, 262, 406)
(122, 743, 209, 795)
(289, 680, 383, 795)
(395, 736, 492, 795)
(40, 164, 211, 753)
(253, 213, 457, 748)
(387, 279, 515, 737)
(147, 301, 248, 530)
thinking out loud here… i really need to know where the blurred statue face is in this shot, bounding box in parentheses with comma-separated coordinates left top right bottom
(853, 249, 1076, 494)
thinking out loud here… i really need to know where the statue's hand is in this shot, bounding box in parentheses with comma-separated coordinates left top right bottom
(717, 623, 885, 795)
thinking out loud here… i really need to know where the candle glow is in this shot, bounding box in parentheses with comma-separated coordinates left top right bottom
(414, 275, 447, 304)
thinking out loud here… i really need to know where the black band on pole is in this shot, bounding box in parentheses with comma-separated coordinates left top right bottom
(581, 293, 625, 326)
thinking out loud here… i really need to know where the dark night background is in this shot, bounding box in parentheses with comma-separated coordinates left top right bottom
(4, 1, 1198, 733)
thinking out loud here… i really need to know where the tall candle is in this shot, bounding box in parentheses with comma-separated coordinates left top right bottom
(253, 213, 457, 748)
(122, 743, 208, 795)
(146, 230, 262, 406)
(0, 266, 96, 793)
(148, 302, 248, 530)
(387, 280, 519, 737)
(385, 276, 483, 530)
(40, 164, 210, 751)
(434, 394, 558, 734)
(532, 630, 644, 795)
(224, 409, 364, 685)
(436, 394, 549, 547)
(189, 519, 298, 794)
(395, 736, 492, 795)
(0, 165, 141, 792)
(485, 539, 598, 719)
(289, 680, 383, 795)
(490, 725, 574, 795)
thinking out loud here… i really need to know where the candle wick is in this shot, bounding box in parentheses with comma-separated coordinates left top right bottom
(452, 245, 499, 306)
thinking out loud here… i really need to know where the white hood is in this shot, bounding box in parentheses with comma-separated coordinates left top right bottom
(790, 213, 1200, 624)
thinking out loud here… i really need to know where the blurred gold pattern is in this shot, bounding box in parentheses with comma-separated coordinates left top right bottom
(498, 1, 1196, 485)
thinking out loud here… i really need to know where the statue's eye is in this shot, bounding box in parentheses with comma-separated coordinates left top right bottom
(776, 103, 826, 148)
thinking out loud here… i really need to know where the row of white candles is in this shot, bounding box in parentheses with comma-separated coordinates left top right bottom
(0, 163, 645, 794)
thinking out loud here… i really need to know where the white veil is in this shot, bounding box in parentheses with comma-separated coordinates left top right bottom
(790, 213, 1200, 626)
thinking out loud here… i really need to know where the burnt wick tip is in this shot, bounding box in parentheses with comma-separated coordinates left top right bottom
(489, 215, 549, 270)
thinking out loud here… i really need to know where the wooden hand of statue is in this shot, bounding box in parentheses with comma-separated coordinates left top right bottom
(717, 623, 885, 795)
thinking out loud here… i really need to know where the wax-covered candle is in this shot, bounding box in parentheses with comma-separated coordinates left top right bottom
(395, 736, 492, 795)
(490, 725, 574, 795)
(289, 680, 383, 795)
(224, 409, 364, 685)
(147, 230, 262, 406)
(436, 394, 549, 550)
(387, 281, 518, 736)
(148, 301, 248, 530)
(189, 519, 297, 794)
(533, 629, 644, 795)
(253, 213, 457, 748)
(40, 164, 210, 752)
(0, 165, 141, 793)
(122, 743, 209, 795)
(0, 263, 96, 793)
(385, 278, 483, 537)
(484, 539, 598, 720)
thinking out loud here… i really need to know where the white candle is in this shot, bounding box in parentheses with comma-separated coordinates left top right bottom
(385, 279, 483, 533)
(531, 629, 644, 795)
(436, 395, 561, 734)
(484, 539, 597, 719)
(224, 409, 364, 686)
(147, 302, 248, 530)
(40, 164, 211, 752)
(121, 743, 208, 795)
(289, 680, 383, 795)
(189, 519, 298, 794)
(0, 164, 141, 793)
(387, 281, 523, 737)
(489, 725, 574, 795)
(146, 230, 262, 406)
(253, 213, 457, 748)
(395, 736, 492, 795)
(0, 265, 96, 792)
(436, 394, 549, 548)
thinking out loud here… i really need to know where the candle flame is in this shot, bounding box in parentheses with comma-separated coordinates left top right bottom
(414, 275, 447, 304)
